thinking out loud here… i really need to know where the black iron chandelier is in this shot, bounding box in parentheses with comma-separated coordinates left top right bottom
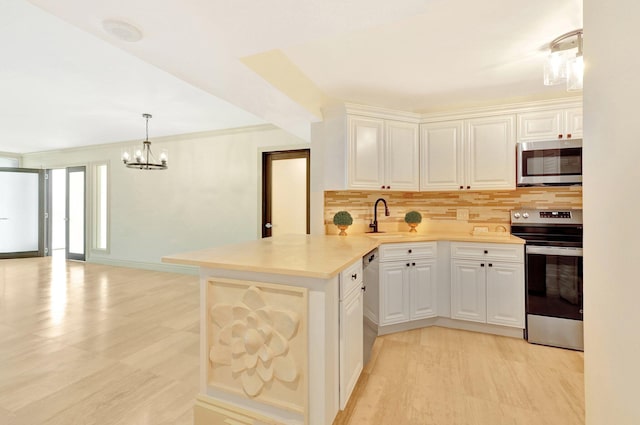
(121, 113, 168, 170)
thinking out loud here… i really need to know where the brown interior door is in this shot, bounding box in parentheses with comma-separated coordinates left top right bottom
(262, 149, 310, 238)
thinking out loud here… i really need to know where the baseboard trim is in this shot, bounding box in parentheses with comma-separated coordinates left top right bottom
(194, 395, 283, 425)
(88, 256, 198, 275)
(376, 316, 524, 339)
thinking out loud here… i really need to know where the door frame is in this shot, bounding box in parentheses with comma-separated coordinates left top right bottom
(261, 149, 310, 238)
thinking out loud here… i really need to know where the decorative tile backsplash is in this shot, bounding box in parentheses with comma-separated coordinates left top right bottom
(324, 187, 582, 233)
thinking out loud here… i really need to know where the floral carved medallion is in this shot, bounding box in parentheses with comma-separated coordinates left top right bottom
(207, 282, 306, 405)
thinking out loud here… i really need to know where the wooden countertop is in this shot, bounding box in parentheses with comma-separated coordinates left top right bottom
(163, 234, 379, 279)
(163, 232, 524, 279)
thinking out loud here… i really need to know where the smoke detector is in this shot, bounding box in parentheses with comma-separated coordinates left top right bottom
(102, 19, 143, 42)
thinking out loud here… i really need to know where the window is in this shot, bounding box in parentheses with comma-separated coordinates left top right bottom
(93, 163, 109, 251)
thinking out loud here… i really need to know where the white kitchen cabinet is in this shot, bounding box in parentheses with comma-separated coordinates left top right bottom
(486, 262, 525, 328)
(517, 107, 583, 141)
(379, 261, 410, 325)
(410, 259, 438, 320)
(420, 114, 515, 191)
(466, 115, 516, 190)
(339, 259, 364, 409)
(347, 116, 385, 189)
(377, 242, 438, 326)
(385, 120, 420, 191)
(347, 116, 419, 191)
(450, 259, 486, 323)
(450, 242, 524, 328)
(339, 282, 364, 409)
(419, 120, 464, 191)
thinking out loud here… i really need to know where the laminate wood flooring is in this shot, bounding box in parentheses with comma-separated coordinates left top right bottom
(0, 254, 200, 425)
(0, 255, 584, 425)
(335, 327, 584, 425)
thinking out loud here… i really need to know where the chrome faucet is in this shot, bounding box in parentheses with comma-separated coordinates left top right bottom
(369, 198, 390, 233)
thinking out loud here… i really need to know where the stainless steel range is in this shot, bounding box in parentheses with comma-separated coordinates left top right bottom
(511, 209, 583, 351)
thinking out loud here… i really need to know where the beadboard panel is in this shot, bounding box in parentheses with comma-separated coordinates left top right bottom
(324, 187, 582, 231)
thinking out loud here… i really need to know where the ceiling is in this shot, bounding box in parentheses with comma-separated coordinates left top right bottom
(3, 0, 582, 154)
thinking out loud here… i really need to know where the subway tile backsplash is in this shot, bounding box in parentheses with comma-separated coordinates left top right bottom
(324, 187, 582, 230)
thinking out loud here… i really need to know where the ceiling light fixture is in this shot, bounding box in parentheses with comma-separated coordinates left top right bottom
(102, 19, 143, 42)
(121, 114, 168, 170)
(543, 29, 583, 92)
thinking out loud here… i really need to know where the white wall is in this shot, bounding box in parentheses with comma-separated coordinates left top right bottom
(22, 125, 308, 272)
(584, 0, 640, 423)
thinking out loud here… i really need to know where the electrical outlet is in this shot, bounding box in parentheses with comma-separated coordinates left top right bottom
(456, 209, 469, 221)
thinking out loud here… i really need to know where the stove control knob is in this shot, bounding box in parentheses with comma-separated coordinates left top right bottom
(513, 212, 521, 219)
(523, 212, 529, 219)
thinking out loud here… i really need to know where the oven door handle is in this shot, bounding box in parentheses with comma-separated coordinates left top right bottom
(526, 245, 583, 257)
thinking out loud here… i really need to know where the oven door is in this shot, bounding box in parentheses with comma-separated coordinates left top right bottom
(525, 245, 583, 321)
(517, 140, 582, 186)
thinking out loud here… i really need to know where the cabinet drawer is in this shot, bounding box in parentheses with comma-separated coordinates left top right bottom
(451, 242, 523, 263)
(340, 259, 363, 299)
(379, 242, 437, 262)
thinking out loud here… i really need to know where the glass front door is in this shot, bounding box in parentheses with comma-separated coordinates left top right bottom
(0, 168, 44, 258)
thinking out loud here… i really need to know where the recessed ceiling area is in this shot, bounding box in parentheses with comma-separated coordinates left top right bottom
(5, 0, 583, 154)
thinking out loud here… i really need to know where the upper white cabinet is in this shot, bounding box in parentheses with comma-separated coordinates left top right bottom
(420, 114, 516, 191)
(517, 107, 583, 141)
(348, 116, 385, 189)
(385, 120, 421, 190)
(419, 120, 464, 191)
(316, 100, 580, 192)
(348, 116, 419, 191)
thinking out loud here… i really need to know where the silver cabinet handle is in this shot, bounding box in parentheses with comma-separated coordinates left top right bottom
(265, 223, 273, 228)
(0, 217, 8, 220)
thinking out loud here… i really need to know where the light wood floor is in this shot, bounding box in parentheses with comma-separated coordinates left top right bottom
(0, 255, 584, 425)
(0, 254, 200, 425)
(335, 326, 584, 425)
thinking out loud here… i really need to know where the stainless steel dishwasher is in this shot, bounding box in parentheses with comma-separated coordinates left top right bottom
(362, 248, 379, 365)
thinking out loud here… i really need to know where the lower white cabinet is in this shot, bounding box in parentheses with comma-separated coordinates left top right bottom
(410, 259, 438, 320)
(338, 259, 364, 409)
(380, 261, 410, 325)
(450, 259, 486, 323)
(486, 262, 525, 328)
(450, 243, 524, 329)
(339, 284, 363, 409)
(378, 243, 438, 327)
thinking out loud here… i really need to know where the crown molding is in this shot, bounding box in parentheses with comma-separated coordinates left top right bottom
(21, 124, 280, 157)
(323, 97, 583, 124)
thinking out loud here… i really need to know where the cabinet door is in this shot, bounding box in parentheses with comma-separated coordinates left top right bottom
(385, 120, 419, 191)
(339, 288, 364, 409)
(419, 121, 464, 191)
(565, 108, 583, 139)
(486, 262, 525, 328)
(517, 110, 563, 141)
(466, 115, 516, 190)
(410, 259, 438, 320)
(379, 262, 410, 325)
(451, 259, 486, 323)
(347, 116, 385, 189)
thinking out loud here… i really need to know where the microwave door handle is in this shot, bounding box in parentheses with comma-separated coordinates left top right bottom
(526, 246, 583, 257)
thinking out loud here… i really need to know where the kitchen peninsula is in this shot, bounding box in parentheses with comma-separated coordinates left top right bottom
(164, 231, 525, 425)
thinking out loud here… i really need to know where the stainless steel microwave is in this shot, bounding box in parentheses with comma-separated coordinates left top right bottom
(517, 139, 582, 186)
